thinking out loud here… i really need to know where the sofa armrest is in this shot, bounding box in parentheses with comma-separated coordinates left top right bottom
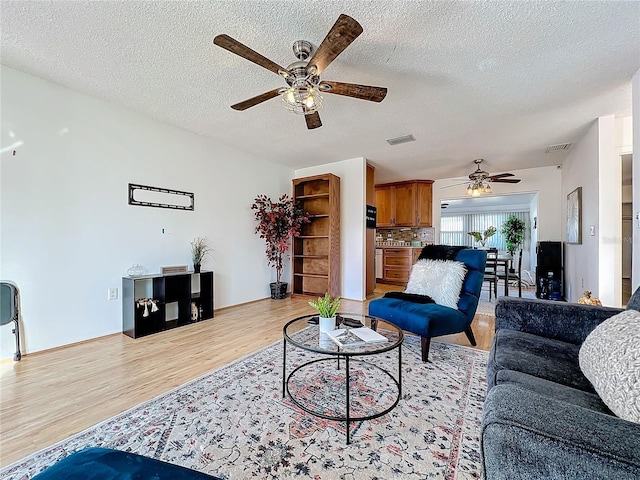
(495, 297, 623, 344)
(482, 385, 640, 480)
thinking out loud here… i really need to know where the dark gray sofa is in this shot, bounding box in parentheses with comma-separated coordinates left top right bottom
(482, 291, 640, 479)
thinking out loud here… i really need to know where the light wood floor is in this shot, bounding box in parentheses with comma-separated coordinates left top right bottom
(0, 284, 495, 468)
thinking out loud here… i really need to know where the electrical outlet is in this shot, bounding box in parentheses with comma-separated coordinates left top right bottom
(108, 288, 118, 300)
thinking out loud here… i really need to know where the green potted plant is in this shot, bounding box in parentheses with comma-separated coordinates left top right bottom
(501, 215, 526, 271)
(190, 237, 213, 273)
(467, 226, 496, 248)
(308, 292, 341, 332)
(251, 194, 310, 299)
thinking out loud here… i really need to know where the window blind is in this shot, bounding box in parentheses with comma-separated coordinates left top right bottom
(440, 211, 529, 252)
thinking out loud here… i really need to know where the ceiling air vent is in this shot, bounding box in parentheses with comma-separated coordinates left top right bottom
(545, 143, 572, 153)
(387, 134, 415, 146)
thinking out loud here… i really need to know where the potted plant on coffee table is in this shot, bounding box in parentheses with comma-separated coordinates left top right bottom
(251, 194, 309, 299)
(308, 293, 341, 332)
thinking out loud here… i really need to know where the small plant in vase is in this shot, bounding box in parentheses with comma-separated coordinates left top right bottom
(468, 226, 496, 248)
(309, 293, 341, 332)
(190, 237, 213, 273)
(251, 194, 309, 299)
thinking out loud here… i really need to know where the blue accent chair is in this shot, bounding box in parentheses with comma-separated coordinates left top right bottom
(369, 248, 487, 362)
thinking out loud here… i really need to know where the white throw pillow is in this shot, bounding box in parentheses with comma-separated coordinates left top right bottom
(404, 259, 467, 309)
(579, 309, 640, 424)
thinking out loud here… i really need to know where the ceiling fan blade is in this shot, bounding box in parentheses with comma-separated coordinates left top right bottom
(214, 34, 287, 76)
(231, 88, 282, 111)
(440, 182, 469, 189)
(305, 112, 322, 129)
(488, 173, 515, 180)
(491, 178, 521, 184)
(307, 14, 363, 75)
(319, 81, 387, 102)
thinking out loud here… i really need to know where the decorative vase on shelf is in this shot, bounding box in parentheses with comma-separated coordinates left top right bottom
(193, 264, 201, 273)
(319, 316, 336, 333)
(127, 264, 145, 277)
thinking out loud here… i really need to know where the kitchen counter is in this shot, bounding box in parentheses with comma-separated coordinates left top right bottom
(376, 242, 426, 248)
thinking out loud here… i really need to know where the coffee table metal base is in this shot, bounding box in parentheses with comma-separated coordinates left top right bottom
(282, 346, 402, 444)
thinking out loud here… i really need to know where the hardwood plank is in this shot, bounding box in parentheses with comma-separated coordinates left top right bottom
(0, 285, 496, 467)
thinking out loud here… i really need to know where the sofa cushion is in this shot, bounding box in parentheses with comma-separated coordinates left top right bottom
(488, 329, 594, 392)
(482, 385, 640, 480)
(404, 259, 466, 309)
(579, 309, 640, 424)
(495, 369, 611, 414)
(626, 287, 640, 311)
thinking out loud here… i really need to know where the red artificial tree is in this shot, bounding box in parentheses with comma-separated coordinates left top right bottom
(251, 194, 309, 297)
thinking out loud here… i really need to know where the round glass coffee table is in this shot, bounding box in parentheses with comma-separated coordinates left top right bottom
(282, 313, 403, 444)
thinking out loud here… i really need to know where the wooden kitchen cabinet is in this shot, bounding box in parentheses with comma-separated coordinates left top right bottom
(415, 182, 433, 227)
(374, 180, 433, 227)
(380, 247, 423, 285)
(374, 185, 394, 226)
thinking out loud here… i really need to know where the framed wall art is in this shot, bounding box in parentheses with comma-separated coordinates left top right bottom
(566, 187, 582, 244)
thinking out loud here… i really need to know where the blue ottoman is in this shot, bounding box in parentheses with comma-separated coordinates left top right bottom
(32, 447, 221, 480)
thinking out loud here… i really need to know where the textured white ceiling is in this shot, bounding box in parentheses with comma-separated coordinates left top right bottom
(1, 1, 638, 183)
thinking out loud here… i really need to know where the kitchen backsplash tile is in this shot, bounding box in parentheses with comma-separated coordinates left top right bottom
(376, 227, 435, 244)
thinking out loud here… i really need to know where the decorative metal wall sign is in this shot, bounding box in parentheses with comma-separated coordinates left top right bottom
(366, 205, 377, 229)
(128, 183, 194, 210)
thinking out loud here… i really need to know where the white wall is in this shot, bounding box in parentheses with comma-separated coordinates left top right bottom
(598, 116, 621, 306)
(561, 120, 600, 303)
(529, 194, 539, 274)
(633, 68, 640, 291)
(561, 115, 626, 306)
(0, 66, 294, 358)
(295, 158, 367, 301)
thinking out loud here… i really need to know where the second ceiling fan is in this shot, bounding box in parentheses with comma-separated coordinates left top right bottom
(213, 14, 387, 130)
(443, 159, 522, 195)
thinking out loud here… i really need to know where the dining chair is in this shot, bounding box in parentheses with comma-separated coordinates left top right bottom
(484, 248, 498, 300)
(499, 249, 523, 297)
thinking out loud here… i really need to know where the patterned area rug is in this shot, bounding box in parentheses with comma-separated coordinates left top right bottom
(2, 333, 488, 480)
(475, 298, 496, 317)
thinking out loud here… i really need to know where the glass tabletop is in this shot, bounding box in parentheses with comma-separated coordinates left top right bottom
(283, 312, 403, 356)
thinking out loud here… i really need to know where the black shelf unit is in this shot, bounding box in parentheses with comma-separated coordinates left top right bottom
(122, 271, 214, 338)
(535, 241, 563, 300)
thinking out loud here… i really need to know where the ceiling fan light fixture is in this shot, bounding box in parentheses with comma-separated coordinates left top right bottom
(466, 180, 491, 196)
(281, 86, 323, 115)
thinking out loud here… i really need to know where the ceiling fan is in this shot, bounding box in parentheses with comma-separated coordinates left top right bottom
(213, 14, 387, 130)
(442, 159, 521, 196)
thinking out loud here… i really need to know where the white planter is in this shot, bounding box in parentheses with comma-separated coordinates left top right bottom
(318, 316, 336, 333)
